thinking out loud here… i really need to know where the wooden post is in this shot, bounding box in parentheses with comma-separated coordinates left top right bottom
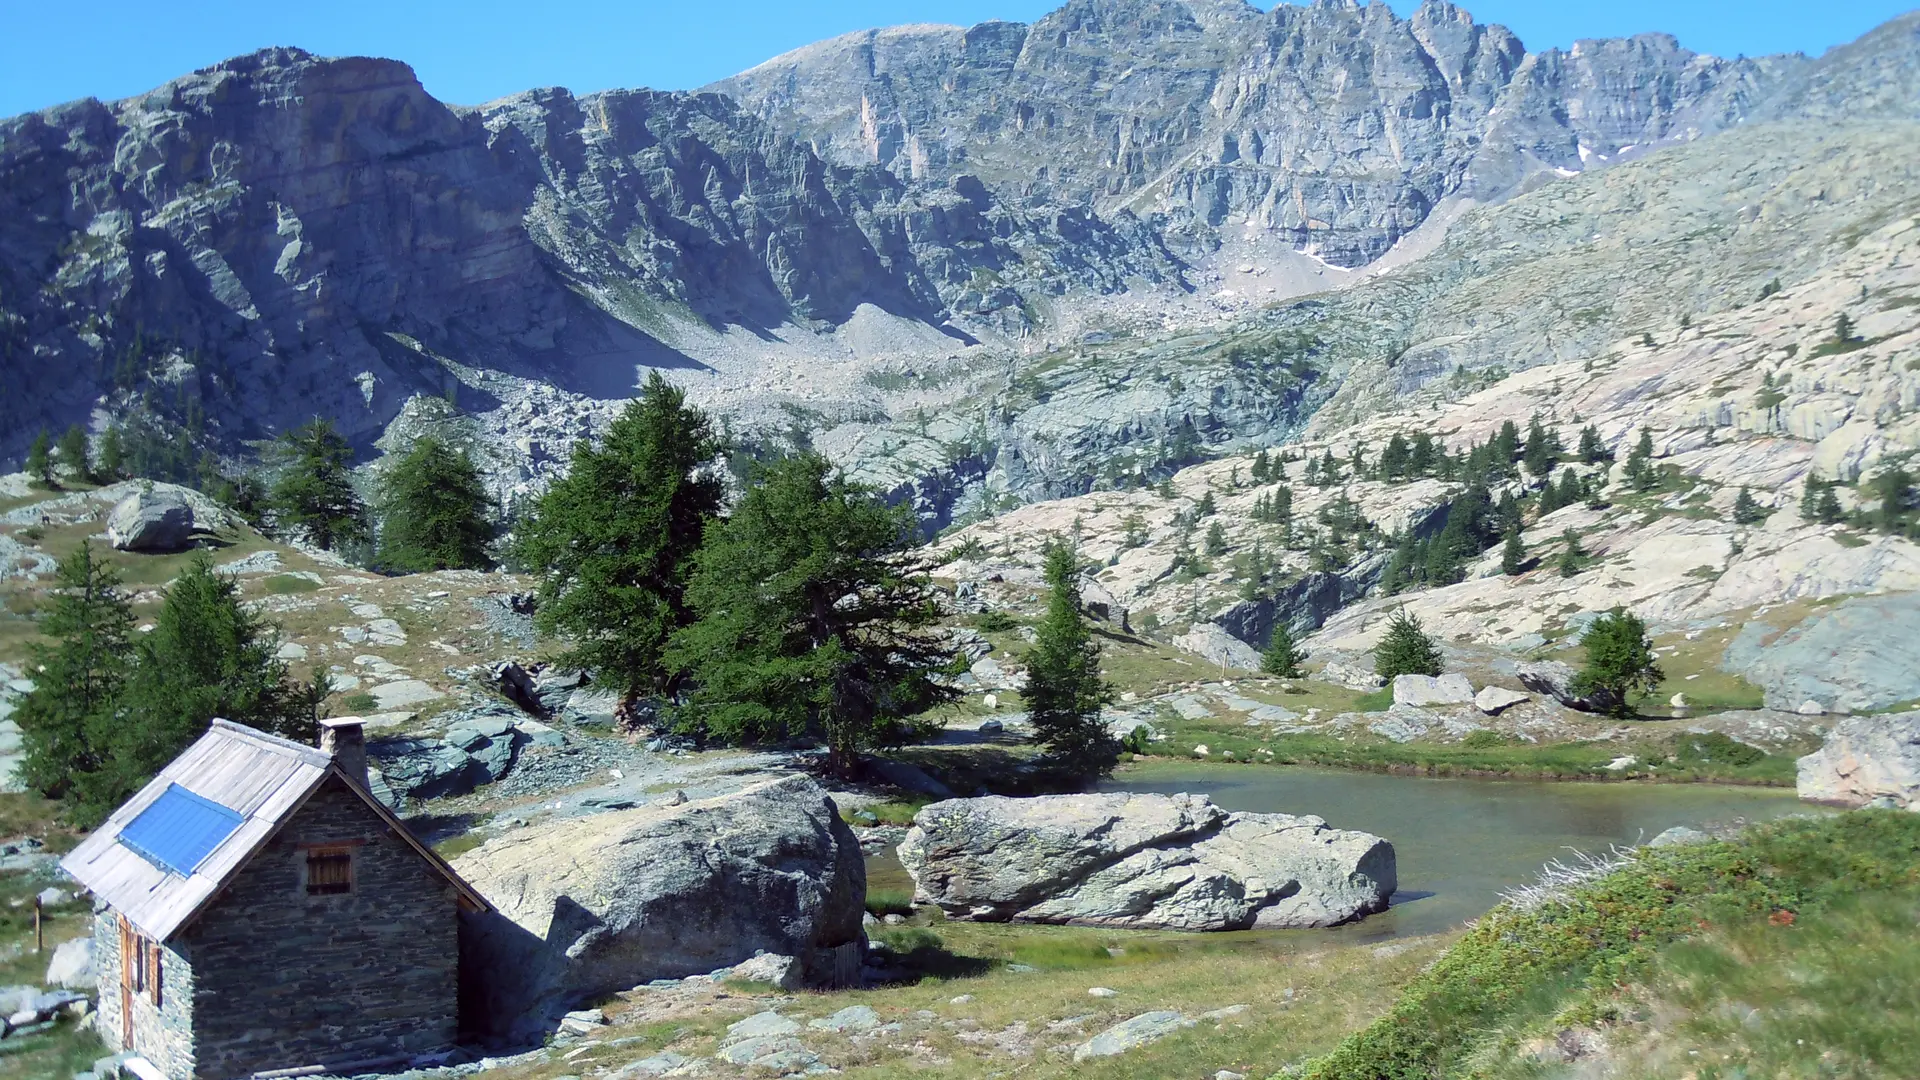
(34, 896, 43, 953)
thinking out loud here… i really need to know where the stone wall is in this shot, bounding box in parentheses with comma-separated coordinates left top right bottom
(178, 777, 462, 1078)
(92, 907, 197, 1077)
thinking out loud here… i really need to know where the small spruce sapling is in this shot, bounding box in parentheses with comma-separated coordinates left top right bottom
(1372, 608, 1443, 679)
(1261, 622, 1306, 679)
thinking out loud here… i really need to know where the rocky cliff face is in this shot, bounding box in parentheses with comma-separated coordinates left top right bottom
(0, 46, 1182, 459)
(712, 0, 1802, 267)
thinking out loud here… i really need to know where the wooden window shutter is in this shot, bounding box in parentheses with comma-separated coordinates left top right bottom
(147, 940, 162, 1007)
(118, 916, 135, 992)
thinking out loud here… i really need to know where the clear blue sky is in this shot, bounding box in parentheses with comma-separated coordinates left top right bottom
(1, 0, 1911, 118)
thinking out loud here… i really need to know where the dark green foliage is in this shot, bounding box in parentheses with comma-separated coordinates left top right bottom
(1870, 466, 1914, 533)
(1024, 541, 1118, 778)
(1571, 607, 1663, 717)
(76, 554, 324, 821)
(1252, 484, 1293, 524)
(1408, 432, 1437, 477)
(1757, 277, 1782, 301)
(1313, 450, 1340, 486)
(1554, 467, 1583, 509)
(97, 425, 126, 480)
(1732, 487, 1770, 525)
(1577, 424, 1610, 464)
(1493, 419, 1520, 466)
(1377, 433, 1411, 481)
(1625, 427, 1659, 491)
(1301, 811, 1920, 1080)
(56, 424, 91, 483)
(13, 543, 132, 803)
(1641, 331, 1657, 347)
(1799, 472, 1847, 526)
(1373, 608, 1442, 679)
(666, 452, 957, 777)
(1522, 413, 1561, 477)
(1558, 526, 1587, 577)
(375, 437, 495, 572)
(270, 418, 366, 550)
(1250, 448, 1271, 483)
(1260, 622, 1305, 678)
(1194, 491, 1217, 516)
(1500, 526, 1525, 576)
(519, 374, 723, 701)
(25, 430, 53, 487)
(1203, 520, 1228, 556)
(1833, 311, 1855, 344)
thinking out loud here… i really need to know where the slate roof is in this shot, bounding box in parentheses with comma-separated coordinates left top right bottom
(61, 719, 489, 940)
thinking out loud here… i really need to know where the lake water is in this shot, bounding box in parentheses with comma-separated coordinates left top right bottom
(1102, 764, 1822, 939)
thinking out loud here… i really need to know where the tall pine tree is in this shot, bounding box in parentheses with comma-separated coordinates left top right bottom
(1025, 541, 1118, 777)
(13, 542, 132, 803)
(271, 418, 367, 550)
(666, 453, 957, 777)
(519, 373, 724, 705)
(375, 436, 495, 572)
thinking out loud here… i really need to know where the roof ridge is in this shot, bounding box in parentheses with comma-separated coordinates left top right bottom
(206, 718, 331, 763)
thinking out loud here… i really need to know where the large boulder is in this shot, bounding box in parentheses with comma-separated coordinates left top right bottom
(1722, 595, 1920, 714)
(105, 487, 195, 552)
(898, 792, 1394, 931)
(1516, 660, 1620, 713)
(1392, 673, 1474, 707)
(45, 937, 94, 988)
(1797, 709, 1920, 808)
(1173, 623, 1262, 671)
(455, 774, 866, 1036)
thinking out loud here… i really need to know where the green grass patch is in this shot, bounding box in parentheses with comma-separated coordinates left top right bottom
(847, 799, 930, 827)
(865, 888, 916, 918)
(1296, 809, 1920, 1080)
(262, 573, 322, 594)
(340, 692, 379, 713)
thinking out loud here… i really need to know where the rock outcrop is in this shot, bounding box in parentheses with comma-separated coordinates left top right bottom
(1392, 674, 1474, 708)
(1796, 710, 1920, 809)
(898, 792, 1394, 930)
(105, 487, 196, 552)
(454, 774, 866, 1035)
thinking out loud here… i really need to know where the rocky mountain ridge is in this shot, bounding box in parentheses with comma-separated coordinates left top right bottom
(4, 2, 1916, 500)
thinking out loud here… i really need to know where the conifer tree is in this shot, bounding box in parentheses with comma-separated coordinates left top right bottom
(1522, 413, 1557, 476)
(1833, 311, 1855, 344)
(1500, 526, 1525, 576)
(1205, 520, 1228, 556)
(1625, 428, 1659, 492)
(57, 424, 92, 483)
(270, 418, 367, 550)
(97, 424, 126, 481)
(1814, 483, 1844, 525)
(1558, 527, 1586, 577)
(86, 554, 325, 819)
(1261, 621, 1306, 678)
(1538, 477, 1564, 516)
(1373, 609, 1443, 679)
(519, 373, 724, 705)
(1195, 491, 1217, 516)
(666, 453, 957, 777)
(1023, 541, 1118, 777)
(1578, 424, 1610, 464)
(1494, 420, 1521, 468)
(1251, 449, 1271, 483)
(1871, 467, 1914, 533)
(1731, 487, 1769, 525)
(375, 436, 495, 572)
(24, 430, 53, 487)
(1554, 468, 1583, 509)
(1408, 432, 1437, 477)
(1799, 473, 1825, 523)
(13, 542, 132, 803)
(1571, 607, 1663, 718)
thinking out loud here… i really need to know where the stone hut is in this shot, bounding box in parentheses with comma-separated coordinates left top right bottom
(59, 718, 492, 1079)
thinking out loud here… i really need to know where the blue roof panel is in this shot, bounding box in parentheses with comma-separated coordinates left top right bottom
(119, 784, 244, 877)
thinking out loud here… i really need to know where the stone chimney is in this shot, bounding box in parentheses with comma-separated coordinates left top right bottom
(319, 717, 369, 789)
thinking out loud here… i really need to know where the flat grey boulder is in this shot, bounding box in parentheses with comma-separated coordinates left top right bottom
(1392, 673, 1473, 707)
(1073, 1011, 1195, 1060)
(1319, 660, 1385, 691)
(1474, 685, 1530, 714)
(1723, 594, 1920, 714)
(1173, 623, 1262, 671)
(455, 774, 866, 1036)
(1796, 709, 1920, 809)
(898, 792, 1394, 931)
(106, 487, 195, 552)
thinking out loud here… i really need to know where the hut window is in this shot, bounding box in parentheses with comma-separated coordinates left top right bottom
(305, 848, 354, 895)
(118, 916, 161, 1005)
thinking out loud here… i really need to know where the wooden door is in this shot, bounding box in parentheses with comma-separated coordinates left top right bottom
(120, 983, 133, 1049)
(117, 915, 136, 1051)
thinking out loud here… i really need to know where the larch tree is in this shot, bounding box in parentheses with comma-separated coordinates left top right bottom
(375, 436, 496, 572)
(665, 452, 958, 778)
(1024, 541, 1119, 778)
(517, 372, 724, 707)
